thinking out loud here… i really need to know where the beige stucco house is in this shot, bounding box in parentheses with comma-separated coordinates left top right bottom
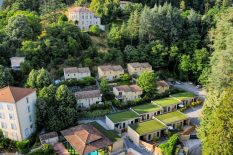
(98, 65, 124, 81)
(127, 62, 152, 76)
(0, 86, 36, 141)
(113, 85, 142, 103)
(157, 80, 169, 93)
(68, 7, 105, 31)
(64, 67, 91, 80)
(10, 57, 25, 70)
(75, 90, 102, 108)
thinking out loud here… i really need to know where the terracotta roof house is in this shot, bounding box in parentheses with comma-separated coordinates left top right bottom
(98, 65, 124, 81)
(60, 124, 112, 155)
(75, 90, 102, 108)
(127, 62, 153, 76)
(113, 85, 142, 102)
(68, 6, 105, 31)
(63, 67, 91, 80)
(10, 57, 25, 70)
(0, 86, 36, 141)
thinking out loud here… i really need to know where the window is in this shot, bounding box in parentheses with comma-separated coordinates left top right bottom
(27, 106, 30, 113)
(29, 115, 32, 122)
(68, 74, 69, 76)
(0, 104, 3, 109)
(25, 128, 29, 137)
(7, 105, 13, 111)
(26, 97, 29, 103)
(0, 113, 5, 119)
(11, 123, 17, 130)
(1, 122, 7, 129)
(30, 124, 33, 129)
(9, 113, 15, 120)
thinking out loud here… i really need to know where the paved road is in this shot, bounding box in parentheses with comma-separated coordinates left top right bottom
(184, 104, 202, 126)
(171, 82, 206, 98)
(182, 139, 202, 155)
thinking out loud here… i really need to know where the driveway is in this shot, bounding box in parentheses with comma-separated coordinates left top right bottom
(171, 82, 206, 99)
(182, 139, 202, 155)
(184, 105, 202, 126)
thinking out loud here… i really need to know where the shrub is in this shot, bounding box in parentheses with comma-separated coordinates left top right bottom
(16, 140, 30, 154)
(159, 134, 179, 155)
(89, 25, 101, 35)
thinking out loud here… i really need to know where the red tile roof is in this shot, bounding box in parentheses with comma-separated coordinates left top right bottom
(0, 86, 36, 103)
(60, 124, 112, 155)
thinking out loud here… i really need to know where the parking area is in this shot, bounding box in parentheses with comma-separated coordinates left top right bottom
(170, 82, 206, 98)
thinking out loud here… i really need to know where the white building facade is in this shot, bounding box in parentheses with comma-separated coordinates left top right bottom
(75, 90, 102, 108)
(68, 7, 105, 31)
(63, 67, 91, 80)
(0, 86, 36, 141)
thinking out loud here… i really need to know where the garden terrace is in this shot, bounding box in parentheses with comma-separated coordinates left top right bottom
(152, 97, 181, 107)
(106, 110, 139, 123)
(90, 122, 120, 142)
(130, 119, 167, 136)
(131, 102, 162, 114)
(155, 111, 189, 124)
(171, 92, 196, 101)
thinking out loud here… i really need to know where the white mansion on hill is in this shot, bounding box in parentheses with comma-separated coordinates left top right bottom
(68, 7, 105, 31)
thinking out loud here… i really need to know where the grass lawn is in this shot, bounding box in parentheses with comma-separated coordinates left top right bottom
(156, 111, 188, 124)
(107, 110, 139, 123)
(90, 122, 120, 142)
(171, 92, 196, 101)
(132, 102, 162, 114)
(130, 119, 167, 136)
(153, 97, 181, 107)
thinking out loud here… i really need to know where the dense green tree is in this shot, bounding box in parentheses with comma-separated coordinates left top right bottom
(55, 85, 76, 107)
(100, 78, 109, 94)
(75, 0, 90, 7)
(136, 71, 157, 93)
(25, 69, 38, 88)
(90, 0, 120, 22)
(36, 84, 78, 131)
(36, 68, 52, 89)
(47, 105, 78, 131)
(20, 61, 33, 76)
(139, 4, 183, 45)
(5, 13, 40, 44)
(0, 65, 14, 88)
(198, 8, 233, 154)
